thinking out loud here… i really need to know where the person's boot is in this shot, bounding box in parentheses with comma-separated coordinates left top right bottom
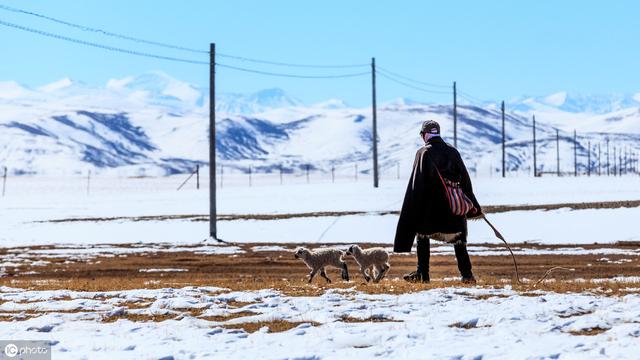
(404, 235, 430, 283)
(461, 275, 476, 284)
(403, 268, 429, 283)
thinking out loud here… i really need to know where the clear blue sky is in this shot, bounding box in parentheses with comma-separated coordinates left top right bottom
(1, 0, 638, 106)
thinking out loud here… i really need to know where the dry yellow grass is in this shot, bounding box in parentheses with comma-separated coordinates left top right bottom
(1, 242, 639, 298)
(338, 315, 402, 323)
(219, 320, 319, 333)
(199, 311, 257, 322)
(101, 312, 177, 323)
(568, 328, 609, 336)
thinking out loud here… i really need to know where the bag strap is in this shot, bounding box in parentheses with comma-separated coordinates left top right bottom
(424, 149, 448, 191)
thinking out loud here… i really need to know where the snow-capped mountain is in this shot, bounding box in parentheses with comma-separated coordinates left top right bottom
(509, 92, 640, 114)
(1, 73, 639, 176)
(215, 88, 303, 114)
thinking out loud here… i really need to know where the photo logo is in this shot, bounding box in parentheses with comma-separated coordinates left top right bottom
(4, 344, 18, 357)
(0, 341, 50, 360)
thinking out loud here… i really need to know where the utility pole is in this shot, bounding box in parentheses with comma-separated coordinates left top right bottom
(453, 81, 457, 148)
(587, 141, 591, 176)
(573, 130, 577, 177)
(556, 129, 560, 176)
(371, 57, 379, 188)
(209, 42, 219, 241)
(501, 101, 506, 178)
(532, 115, 537, 177)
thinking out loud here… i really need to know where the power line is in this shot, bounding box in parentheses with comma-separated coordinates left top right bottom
(0, 18, 371, 78)
(457, 93, 485, 106)
(0, 3, 208, 54)
(0, 3, 368, 69)
(216, 53, 368, 69)
(0, 19, 210, 65)
(458, 91, 485, 104)
(376, 71, 451, 95)
(216, 63, 370, 79)
(376, 66, 450, 89)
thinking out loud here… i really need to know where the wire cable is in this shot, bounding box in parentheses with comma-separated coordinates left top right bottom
(0, 3, 208, 54)
(376, 71, 451, 95)
(0, 18, 210, 65)
(216, 53, 368, 69)
(0, 3, 368, 69)
(216, 63, 370, 78)
(0, 18, 370, 78)
(457, 93, 485, 106)
(376, 66, 450, 89)
(459, 91, 485, 104)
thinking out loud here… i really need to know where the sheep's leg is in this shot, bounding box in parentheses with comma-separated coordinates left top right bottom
(340, 262, 350, 282)
(308, 268, 319, 283)
(372, 266, 380, 281)
(320, 268, 332, 283)
(360, 266, 372, 282)
(375, 263, 390, 283)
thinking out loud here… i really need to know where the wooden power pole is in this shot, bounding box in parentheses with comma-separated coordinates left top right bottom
(209, 43, 219, 241)
(371, 57, 379, 188)
(532, 115, 537, 177)
(453, 81, 457, 148)
(556, 129, 560, 176)
(501, 101, 505, 178)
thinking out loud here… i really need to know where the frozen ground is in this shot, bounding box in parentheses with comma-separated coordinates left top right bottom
(1, 285, 639, 359)
(1, 175, 639, 248)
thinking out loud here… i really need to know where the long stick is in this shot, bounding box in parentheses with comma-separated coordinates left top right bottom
(482, 215, 520, 283)
(482, 215, 573, 286)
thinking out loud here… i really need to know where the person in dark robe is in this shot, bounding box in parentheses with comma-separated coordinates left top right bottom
(393, 120, 482, 283)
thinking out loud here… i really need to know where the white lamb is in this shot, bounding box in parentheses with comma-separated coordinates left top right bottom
(293, 247, 349, 283)
(345, 245, 390, 283)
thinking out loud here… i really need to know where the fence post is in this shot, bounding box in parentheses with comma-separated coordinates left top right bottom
(606, 139, 610, 176)
(613, 147, 617, 176)
(587, 141, 591, 176)
(331, 166, 335, 183)
(2, 167, 6, 197)
(86, 170, 91, 195)
(220, 165, 224, 189)
(573, 130, 577, 177)
(618, 151, 622, 176)
(397, 162, 400, 179)
(306, 164, 310, 184)
(598, 143, 601, 175)
(355, 164, 358, 182)
(196, 165, 200, 190)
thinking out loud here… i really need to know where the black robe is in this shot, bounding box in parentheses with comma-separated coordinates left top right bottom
(393, 137, 481, 252)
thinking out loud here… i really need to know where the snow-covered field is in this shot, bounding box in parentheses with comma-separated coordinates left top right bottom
(1, 285, 639, 359)
(1, 175, 639, 247)
(1, 171, 640, 360)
